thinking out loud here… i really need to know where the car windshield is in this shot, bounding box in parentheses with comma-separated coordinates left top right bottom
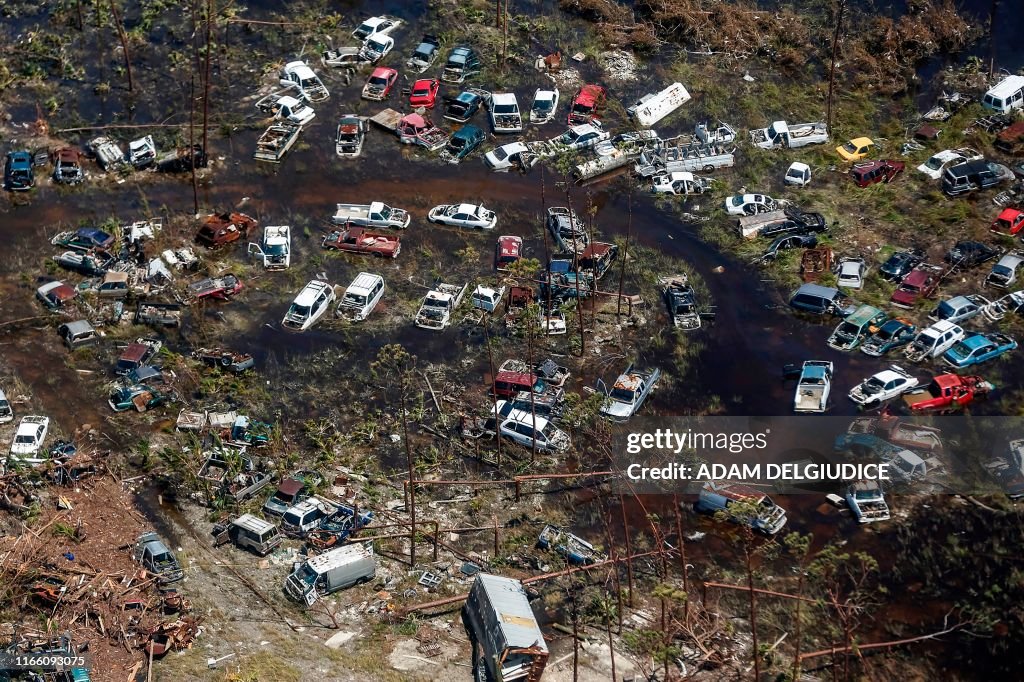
(415, 45, 433, 59)
(449, 137, 466, 149)
(899, 282, 920, 293)
(875, 326, 894, 340)
(493, 104, 517, 114)
(861, 378, 885, 394)
(282, 511, 303, 526)
(369, 76, 388, 86)
(924, 156, 945, 170)
(842, 141, 858, 153)
(343, 293, 367, 305)
(287, 304, 310, 319)
(265, 244, 287, 255)
(571, 102, 591, 113)
(949, 342, 971, 357)
(610, 387, 636, 403)
(837, 322, 860, 336)
(786, 168, 802, 178)
(730, 196, 746, 206)
(413, 87, 430, 97)
(367, 39, 386, 51)
(534, 98, 553, 111)
(15, 435, 35, 444)
(492, 148, 509, 161)
(992, 265, 1011, 276)
(937, 302, 955, 316)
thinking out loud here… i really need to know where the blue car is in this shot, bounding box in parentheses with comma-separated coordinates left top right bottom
(51, 227, 116, 252)
(860, 319, 916, 357)
(444, 124, 485, 161)
(943, 332, 1017, 368)
(444, 90, 485, 123)
(4, 150, 34, 191)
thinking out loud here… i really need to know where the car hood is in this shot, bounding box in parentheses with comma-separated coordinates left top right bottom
(600, 399, 634, 419)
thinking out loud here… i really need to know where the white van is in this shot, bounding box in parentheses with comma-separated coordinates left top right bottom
(285, 543, 376, 605)
(337, 272, 384, 321)
(627, 82, 691, 127)
(982, 75, 1024, 114)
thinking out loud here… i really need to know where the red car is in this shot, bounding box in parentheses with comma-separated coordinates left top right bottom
(495, 235, 523, 271)
(409, 78, 440, 109)
(991, 207, 1024, 236)
(321, 225, 401, 258)
(362, 67, 398, 101)
(195, 212, 257, 248)
(850, 160, 905, 188)
(901, 374, 992, 412)
(187, 273, 243, 301)
(890, 264, 943, 308)
(568, 84, 606, 125)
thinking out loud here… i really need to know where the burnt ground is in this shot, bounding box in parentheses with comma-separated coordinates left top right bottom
(0, 0, 1023, 680)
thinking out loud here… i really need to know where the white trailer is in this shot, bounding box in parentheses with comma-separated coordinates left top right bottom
(627, 82, 690, 127)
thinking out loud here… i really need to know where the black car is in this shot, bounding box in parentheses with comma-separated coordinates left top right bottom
(880, 249, 924, 281)
(759, 233, 818, 261)
(945, 240, 999, 269)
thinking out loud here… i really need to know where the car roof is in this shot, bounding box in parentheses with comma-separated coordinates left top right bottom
(453, 124, 482, 140)
(871, 369, 905, 382)
(569, 124, 599, 135)
(498, 142, 528, 153)
(961, 334, 990, 349)
(927, 319, 961, 333)
(492, 92, 517, 104)
(997, 253, 1024, 266)
(850, 137, 874, 146)
(371, 66, 396, 77)
(455, 91, 479, 103)
(794, 283, 839, 297)
(347, 272, 382, 294)
(412, 78, 435, 87)
(294, 280, 330, 306)
(456, 203, 480, 213)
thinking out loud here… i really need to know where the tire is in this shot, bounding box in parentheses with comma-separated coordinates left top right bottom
(704, 165, 714, 173)
(220, 355, 232, 367)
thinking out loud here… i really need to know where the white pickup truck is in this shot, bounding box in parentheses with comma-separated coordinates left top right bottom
(248, 225, 291, 270)
(792, 360, 833, 413)
(331, 202, 411, 229)
(750, 120, 829, 149)
(415, 282, 467, 330)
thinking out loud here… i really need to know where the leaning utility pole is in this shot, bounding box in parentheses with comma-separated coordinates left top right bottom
(108, 0, 133, 92)
(826, 0, 846, 135)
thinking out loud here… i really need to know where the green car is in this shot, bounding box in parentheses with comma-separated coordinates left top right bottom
(108, 384, 169, 412)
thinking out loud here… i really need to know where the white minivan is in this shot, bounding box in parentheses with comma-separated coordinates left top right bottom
(282, 280, 336, 331)
(337, 272, 384, 321)
(982, 75, 1024, 114)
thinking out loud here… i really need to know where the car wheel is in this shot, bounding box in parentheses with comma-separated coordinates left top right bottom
(703, 165, 714, 172)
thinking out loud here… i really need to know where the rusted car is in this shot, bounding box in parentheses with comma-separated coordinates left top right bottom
(568, 84, 607, 126)
(195, 212, 257, 248)
(51, 148, 85, 185)
(321, 225, 401, 258)
(193, 347, 254, 372)
(187, 273, 243, 301)
(850, 160, 905, 187)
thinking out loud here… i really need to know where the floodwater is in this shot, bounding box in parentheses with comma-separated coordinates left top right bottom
(0, 4, 1019, 677)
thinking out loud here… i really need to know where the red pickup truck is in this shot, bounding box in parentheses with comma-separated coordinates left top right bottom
(321, 225, 401, 258)
(900, 374, 993, 411)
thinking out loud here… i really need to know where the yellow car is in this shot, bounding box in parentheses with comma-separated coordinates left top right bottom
(837, 137, 875, 161)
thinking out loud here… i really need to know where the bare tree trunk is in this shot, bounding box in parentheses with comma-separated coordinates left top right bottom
(562, 180, 585, 356)
(483, 318, 501, 468)
(825, 0, 846, 134)
(108, 0, 133, 92)
(190, 0, 199, 214)
(619, 495, 633, 607)
(988, 0, 999, 78)
(746, 544, 760, 681)
(501, 0, 509, 68)
(673, 494, 689, 623)
(401, 381, 416, 566)
(605, 590, 617, 682)
(571, 584, 580, 682)
(75, 0, 84, 31)
(792, 568, 805, 681)
(616, 180, 632, 317)
(202, 0, 214, 157)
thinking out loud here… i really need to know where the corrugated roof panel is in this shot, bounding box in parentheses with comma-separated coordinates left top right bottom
(473, 574, 548, 652)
